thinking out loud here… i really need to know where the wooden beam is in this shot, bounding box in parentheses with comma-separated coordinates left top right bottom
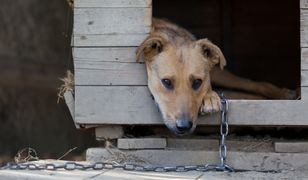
(73, 34, 149, 47)
(302, 70, 308, 86)
(301, 9, 308, 47)
(73, 47, 139, 63)
(74, 0, 152, 8)
(302, 48, 308, 70)
(74, 8, 151, 35)
(75, 86, 308, 126)
(301, 0, 308, 9)
(75, 62, 146, 86)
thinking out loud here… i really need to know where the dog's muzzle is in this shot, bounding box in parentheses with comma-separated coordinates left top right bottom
(175, 119, 193, 134)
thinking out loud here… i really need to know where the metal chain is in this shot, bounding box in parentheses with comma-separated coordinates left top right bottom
(1, 94, 234, 172)
(217, 93, 234, 172)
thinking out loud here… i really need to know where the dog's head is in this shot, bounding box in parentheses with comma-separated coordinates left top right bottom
(137, 36, 226, 135)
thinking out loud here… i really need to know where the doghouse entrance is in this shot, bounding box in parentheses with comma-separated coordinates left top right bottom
(153, 0, 300, 99)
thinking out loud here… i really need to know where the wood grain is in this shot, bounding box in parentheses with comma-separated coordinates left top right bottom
(73, 47, 139, 63)
(302, 48, 308, 70)
(302, 70, 308, 86)
(74, 8, 151, 35)
(74, 86, 308, 126)
(75, 62, 147, 85)
(75, 0, 152, 8)
(301, 0, 308, 8)
(73, 34, 149, 47)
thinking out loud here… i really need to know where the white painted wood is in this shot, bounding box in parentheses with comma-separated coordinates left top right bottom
(73, 47, 139, 63)
(75, 0, 152, 8)
(302, 87, 308, 100)
(302, 70, 308, 86)
(73, 34, 148, 47)
(275, 141, 308, 153)
(302, 48, 308, 70)
(118, 138, 167, 149)
(75, 86, 308, 126)
(95, 126, 124, 140)
(301, 10, 308, 47)
(75, 61, 308, 87)
(74, 8, 151, 35)
(75, 61, 146, 85)
(301, 0, 308, 8)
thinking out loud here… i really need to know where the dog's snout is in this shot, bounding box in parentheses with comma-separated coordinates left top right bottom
(176, 119, 193, 133)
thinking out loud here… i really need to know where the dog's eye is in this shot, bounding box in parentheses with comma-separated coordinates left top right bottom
(161, 79, 173, 90)
(192, 79, 202, 90)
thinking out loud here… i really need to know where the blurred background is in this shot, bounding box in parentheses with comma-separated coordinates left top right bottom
(0, 0, 96, 163)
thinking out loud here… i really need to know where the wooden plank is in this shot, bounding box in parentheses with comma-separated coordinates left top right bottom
(75, 0, 152, 8)
(73, 47, 139, 63)
(73, 34, 148, 47)
(75, 62, 146, 85)
(74, 8, 151, 35)
(95, 126, 124, 140)
(117, 138, 167, 149)
(302, 70, 308, 86)
(301, 0, 308, 8)
(302, 48, 308, 70)
(275, 141, 308, 153)
(302, 87, 308, 100)
(301, 9, 308, 47)
(75, 62, 308, 87)
(75, 86, 308, 126)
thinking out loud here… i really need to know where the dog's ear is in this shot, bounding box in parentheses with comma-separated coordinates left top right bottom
(196, 39, 227, 70)
(136, 36, 165, 62)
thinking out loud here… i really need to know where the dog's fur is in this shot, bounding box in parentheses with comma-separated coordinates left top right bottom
(136, 18, 296, 135)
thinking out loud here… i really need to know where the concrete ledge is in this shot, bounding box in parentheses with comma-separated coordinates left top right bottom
(87, 148, 308, 171)
(118, 138, 167, 150)
(275, 141, 308, 153)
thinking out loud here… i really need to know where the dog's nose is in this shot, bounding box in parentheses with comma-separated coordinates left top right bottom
(176, 119, 193, 133)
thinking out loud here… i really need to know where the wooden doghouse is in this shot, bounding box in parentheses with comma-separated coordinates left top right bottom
(64, 0, 308, 171)
(70, 0, 308, 137)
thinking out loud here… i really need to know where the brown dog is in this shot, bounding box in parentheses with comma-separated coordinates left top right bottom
(136, 18, 296, 135)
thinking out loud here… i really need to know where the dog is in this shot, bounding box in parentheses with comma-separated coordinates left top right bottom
(136, 18, 296, 135)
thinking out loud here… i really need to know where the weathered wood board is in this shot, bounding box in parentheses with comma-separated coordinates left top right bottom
(301, 0, 308, 8)
(302, 48, 308, 70)
(73, 0, 151, 47)
(301, 9, 308, 47)
(75, 86, 308, 126)
(73, 34, 149, 47)
(74, 8, 151, 35)
(75, 62, 147, 86)
(74, 0, 152, 8)
(73, 47, 139, 63)
(302, 70, 308, 86)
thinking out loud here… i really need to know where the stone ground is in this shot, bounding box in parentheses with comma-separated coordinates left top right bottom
(1, 168, 308, 180)
(0, 160, 308, 180)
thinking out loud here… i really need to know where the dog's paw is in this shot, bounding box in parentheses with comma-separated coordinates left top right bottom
(276, 88, 299, 99)
(200, 91, 221, 115)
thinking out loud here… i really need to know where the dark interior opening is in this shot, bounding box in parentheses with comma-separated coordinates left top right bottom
(153, 0, 300, 98)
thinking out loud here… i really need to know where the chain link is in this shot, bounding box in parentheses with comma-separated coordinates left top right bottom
(1, 94, 234, 173)
(217, 93, 234, 172)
